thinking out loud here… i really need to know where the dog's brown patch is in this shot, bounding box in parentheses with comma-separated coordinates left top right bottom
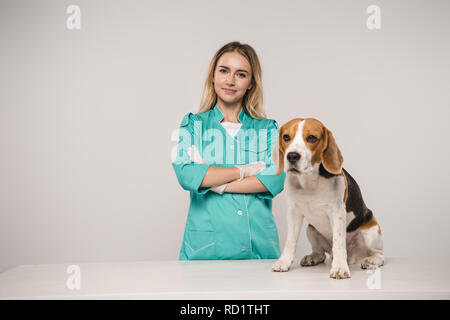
(276, 118, 304, 176)
(358, 216, 379, 231)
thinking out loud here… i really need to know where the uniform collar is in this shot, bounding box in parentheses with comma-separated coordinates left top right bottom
(212, 104, 250, 125)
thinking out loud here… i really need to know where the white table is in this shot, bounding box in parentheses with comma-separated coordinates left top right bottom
(0, 257, 449, 299)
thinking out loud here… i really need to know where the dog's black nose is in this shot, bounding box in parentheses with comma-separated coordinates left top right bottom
(287, 152, 300, 164)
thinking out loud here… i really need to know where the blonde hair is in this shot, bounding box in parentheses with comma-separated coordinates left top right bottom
(197, 41, 266, 119)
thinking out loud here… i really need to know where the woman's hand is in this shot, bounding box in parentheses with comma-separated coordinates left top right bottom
(188, 145, 228, 194)
(235, 161, 266, 181)
(187, 145, 207, 164)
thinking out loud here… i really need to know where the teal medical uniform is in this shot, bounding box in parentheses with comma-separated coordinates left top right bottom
(172, 105, 286, 260)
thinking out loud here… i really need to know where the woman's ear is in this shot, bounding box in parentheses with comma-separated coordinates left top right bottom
(321, 128, 344, 175)
(273, 135, 285, 176)
(247, 79, 254, 91)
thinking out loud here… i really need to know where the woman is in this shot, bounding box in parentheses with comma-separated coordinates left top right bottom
(172, 41, 286, 260)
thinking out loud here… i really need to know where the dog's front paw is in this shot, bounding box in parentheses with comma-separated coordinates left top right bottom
(329, 264, 351, 279)
(272, 258, 292, 272)
(300, 253, 326, 267)
(361, 256, 384, 269)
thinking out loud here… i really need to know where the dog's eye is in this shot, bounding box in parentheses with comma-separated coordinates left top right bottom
(306, 135, 317, 143)
(283, 134, 290, 142)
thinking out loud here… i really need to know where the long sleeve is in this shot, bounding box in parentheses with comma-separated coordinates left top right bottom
(172, 113, 211, 195)
(255, 119, 286, 199)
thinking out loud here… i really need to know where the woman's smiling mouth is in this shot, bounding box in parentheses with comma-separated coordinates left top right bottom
(222, 88, 237, 94)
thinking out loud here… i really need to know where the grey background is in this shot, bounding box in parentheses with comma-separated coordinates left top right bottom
(1, 0, 449, 273)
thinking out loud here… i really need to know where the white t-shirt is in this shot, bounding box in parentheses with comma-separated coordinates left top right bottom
(220, 121, 242, 138)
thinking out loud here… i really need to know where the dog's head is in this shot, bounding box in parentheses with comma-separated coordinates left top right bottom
(273, 118, 343, 176)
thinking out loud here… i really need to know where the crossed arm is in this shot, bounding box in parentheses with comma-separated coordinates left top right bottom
(199, 166, 269, 193)
(188, 146, 268, 194)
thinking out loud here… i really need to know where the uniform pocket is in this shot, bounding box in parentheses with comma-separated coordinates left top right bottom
(185, 230, 216, 260)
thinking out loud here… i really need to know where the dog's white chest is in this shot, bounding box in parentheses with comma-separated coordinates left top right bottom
(296, 193, 336, 241)
(287, 174, 346, 241)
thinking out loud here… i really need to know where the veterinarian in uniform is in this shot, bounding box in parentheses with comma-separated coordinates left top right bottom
(172, 42, 286, 260)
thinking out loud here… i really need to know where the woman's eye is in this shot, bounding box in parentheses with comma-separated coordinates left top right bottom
(237, 73, 246, 78)
(283, 134, 290, 142)
(219, 68, 227, 73)
(307, 135, 317, 143)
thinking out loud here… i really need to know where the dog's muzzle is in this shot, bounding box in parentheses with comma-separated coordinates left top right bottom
(287, 152, 300, 164)
(286, 152, 302, 174)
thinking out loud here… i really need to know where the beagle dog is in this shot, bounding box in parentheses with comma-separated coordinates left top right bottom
(271, 118, 384, 279)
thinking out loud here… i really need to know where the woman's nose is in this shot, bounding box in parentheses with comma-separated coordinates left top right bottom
(225, 74, 235, 85)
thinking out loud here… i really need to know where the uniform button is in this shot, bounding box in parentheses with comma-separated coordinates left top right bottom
(241, 246, 246, 251)
(237, 210, 243, 215)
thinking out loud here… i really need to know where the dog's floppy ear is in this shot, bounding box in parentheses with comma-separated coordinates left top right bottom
(272, 133, 285, 176)
(321, 127, 343, 175)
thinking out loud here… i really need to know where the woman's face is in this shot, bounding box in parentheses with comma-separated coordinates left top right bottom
(213, 51, 253, 107)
